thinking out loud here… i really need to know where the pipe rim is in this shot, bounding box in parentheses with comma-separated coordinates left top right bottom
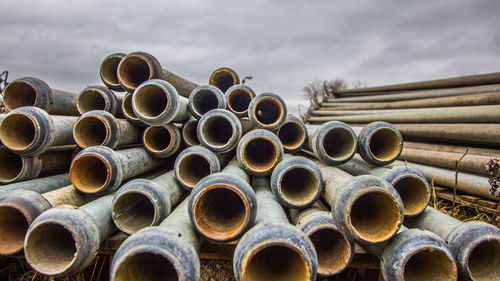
(73, 114, 111, 148)
(226, 85, 255, 116)
(112, 189, 158, 234)
(3, 79, 40, 111)
(275, 163, 322, 208)
(209, 67, 239, 93)
(392, 174, 430, 217)
(182, 119, 200, 146)
(122, 92, 140, 122)
(249, 94, 287, 130)
(69, 153, 112, 193)
(77, 87, 113, 115)
(0, 112, 39, 152)
(174, 148, 218, 190)
(0, 202, 32, 255)
(277, 120, 307, 152)
(239, 134, 282, 175)
(401, 244, 458, 281)
(367, 127, 402, 163)
(198, 109, 241, 152)
(99, 53, 125, 91)
(131, 79, 178, 125)
(188, 85, 225, 119)
(0, 147, 24, 183)
(117, 53, 155, 92)
(315, 121, 357, 164)
(143, 124, 179, 157)
(464, 236, 500, 281)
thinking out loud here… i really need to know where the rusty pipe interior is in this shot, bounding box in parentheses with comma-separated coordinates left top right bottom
(277, 121, 306, 151)
(467, 239, 500, 281)
(69, 155, 109, 193)
(209, 69, 238, 93)
(0, 205, 30, 255)
(191, 89, 220, 117)
(73, 116, 108, 148)
(252, 97, 285, 127)
(392, 175, 430, 216)
(118, 55, 152, 90)
(321, 127, 357, 161)
(100, 56, 122, 88)
(368, 127, 401, 162)
(143, 126, 174, 154)
(113, 251, 179, 281)
(0, 113, 36, 151)
(308, 225, 351, 276)
(279, 166, 320, 206)
(133, 83, 168, 118)
(122, 93, 139, 121)
(403, 247, 457, 281)
(200, 115, 233, 148)
(176, 154, 212, 188)
(113, 191, 156, 234)
(3, 80, 37, 110)
(227, 88, 253, 114)
(182, 120, 200, 146)
(242, 138, 280, 173)
(0, 148, 23, 182)
(77, 89, 106, 113)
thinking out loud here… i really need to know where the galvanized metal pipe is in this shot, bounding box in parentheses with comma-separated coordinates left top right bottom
(77, 85, 124, 117)
(233, 176, 318, 281)
(0, 173, 70, 197)
(99, 53, 126, 91)
(0, 107, 77, 155)
(142, 123, 181, 158)
(314, 107, 470, 116)
(405, 207, 500, 281)
(352, 121, 403, 166)
(188, 85, 226, 119)
(305, 121, 357, 165)
(276, 114, 308, 153)
(248, 93, 288, 130)
(209, 67, 240, 93)
(189, 160, 256, 241)
(237, 129, 284, 176)
(404, 141, 500, 158)
(3, 77, 78, 115)
(181, 117, 200, 146)
(225, 84, 256, 117)
(121, 92, 145, 126)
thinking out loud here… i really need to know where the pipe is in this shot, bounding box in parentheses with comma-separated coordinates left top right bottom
(112, 170, 185, 234)
(291, 207, 354, 276)
(405, 207, 500, 281)
(73, 110, 143, 149)
(248, 92, 288, 130)
(0, 173, 70, 197)
(70, 146, 163, 194)
(109, 197, 200, 281)
(276, 114, 308, 153)
(77, 85, 124, 117)
(131, 79, 189, 125)
(189, 160, 256, 241)
(3, 77, 79, 115)
(305, 121, 357, 165)
(181, 117, 200, 146)
(352, 121, 403, 166)
(0, 146, 73, 184)
(233, 176, 318, 281)
(142, 123, 181, 158)
(404, 141, 500, 158)
(225, 84, 256, 117)
(237, 129, 284, 176)
(117, 51, 198, 97)
(319, 163, 404, 245)
(0, 107, 77, 155)
(188, 85, 226, 119)
(0, 184, 97, 255)
(209, 67, 240, 93)
(314, 107, 468, 116)
(270, 155, 323, 208)
(121, 92, 145, 126)
(99, 53, 126, 91)
(338, 155, 430, 217)
(24, 193, 116, 276)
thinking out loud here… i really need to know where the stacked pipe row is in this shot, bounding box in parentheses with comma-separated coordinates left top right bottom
(0, 52, 498, 281)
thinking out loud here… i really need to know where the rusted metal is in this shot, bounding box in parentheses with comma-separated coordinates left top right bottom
(276, 114, 308, 153)
(99, 53, 126, 91)
(248, 92, 288, 130)
(225, 84, 256, 117)
(352, 121, 403, 166)
(0, 173, 70, 197)
(209, 67, 240, 93)
(77, 85, 124, 117)
(121, 92, 145, 126)
(305, 121, 357, 165)
(181, 117, 200, 147)
(313, 107, 443, 116)
(237, 129, 284, 176)
(188, 85, 226, 119)
(3, 77, 79, 115)
(403, 141, 500, 158)
(0, 106, 77, 155)
(142, 123, 182, 158)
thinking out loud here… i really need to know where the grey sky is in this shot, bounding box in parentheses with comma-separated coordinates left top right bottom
(1, 0, 499, 115)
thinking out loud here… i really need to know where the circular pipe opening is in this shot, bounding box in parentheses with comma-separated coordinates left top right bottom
(308, 226, 351, 276)
(201, 116, 233, 148)
(227, 89, 252, 114)
(77, 90, 106, 113)
(114, 252, 178, 281)
(243, 138, 279, 172)
(210, 70, 237, 93)
(322, 128, 356, 161)
(468, 239, 500, 281)
(369, 128, 401, 162)
(144, 126, 173, 153)
(403, 248, 457, 281)
(279, 167, 319, 206)
(277, 122, 305, 151)
(118, 56, 151, 90)
(182, 121, 200, 146)
(177, 154, 211, 188)
(253, 97, 283, 126)
(123, 93, 139, 120)
(194, 187, 248, 240)
(74, 116, 108, 148)
(134, 84, 168, 118)
(392, 176, 429, 216)
(0, 148, 23, 182)
(70, 155, 109, 193)
(0, 114, 36, 151)
(3, 81, 37, 110)
(349, 191, 401, 243)
(245, 243, 309, 281)
(192, 90, 219, 117)
(0, 205, 30, 254)
(101, 57, 122, 86)
(113, 192, 156, 234)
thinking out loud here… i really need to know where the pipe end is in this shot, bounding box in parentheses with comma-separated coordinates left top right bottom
(77, 86, 118, 115)
(117, 52, 162, 93)
(174, 146, 221, 190)
(132, 79, 179, 125)
(248, 93, 288, 131)
(181, 118, 200, 146)
(358, 121, 403, 166)
(209, 67, 240, 93)
(313, 121, 357, 165)
(100, 53, 126, 91)
(198, 109, 242, 153)
(143, 124, 181, 158)
(188, 85, 226, 119)
(237, 129, 284, 176)
(3, 77, 52, 112)
(277, 115, 307, 153)
(73, 111, 116, 149)
(225, 84, 255, 117)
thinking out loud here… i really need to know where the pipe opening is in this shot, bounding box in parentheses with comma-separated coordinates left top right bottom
(25, 222, 77, 274)
(243, 138, 279, 172)
(322, 128, 356, 161)
(144, 126, 173, 153)
(192, 90, 219, 116)
(134, 84, 168, 118)
(182, 120, 200, 146)
(210, 70, 237, 93)
(0, 206, 30, 254)
(403, 248, 457, 281)
(113, 192, 155, 233)
(350, 191, 401, 243)
(101, 56, 121, 86)
(393, 176, 429, 216)
(3, 81, 37, 110)
(77, 89, 106, 113)
(74, 116, 108, 148)
(118, 56, 151, 90)
(0, 114, 36, 151)
(177, 154, 211, 188)
(468, 239, 500, 281)
(201, 116, 233, 147)
(114, 252, 178, 281)
(0, 148, 23, 182)
(279, 167, 319, 205)
(369, 128, 401, 161)
(245, 243, 309, 281)
(277, 121, 305, 150)
(122, 93, 139, 120)
(309, 226, 351, 276)
(227, 89, 252, 113)
(253, 97, 283, 126)
(70, 155, 109, 193)
(194, 187, 247, 240)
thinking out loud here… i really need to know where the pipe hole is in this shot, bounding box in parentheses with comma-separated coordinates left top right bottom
(114, 252, 178, 281)
(192, 90, 219, 116)
(101, 56, 121, 86)
(227, 89, 252, 113)
(0, 114, 36, 151)
(201, 116, 233, 148)
(74, 116, 108, 148)
(254, 97, 283, 126)
(243, 138, 279, 172)
(70, 155, 109, 193)
(210, 70, 237, 92)
(182, 120, 200, 146)
(134, 84, 168, 118)
(122, 93, 139, 120)
(0, 206, 29, 254)
(393, 176, 429, 216)
(468, 239, 500, 281)
(404, 248, 457, 281)
(78, 89, 106, 113)
(144, 126, 173, 153)
(3, 81, 37, 110)
(113, 192, 155, 234)
(369, 128, 401, 161)
(0, 148, 23, 182)
(322, 128, 356, 161)
(309, 226, 351, 276)
(277, 121, 305, 151)
(279, 167, 319, 206)
(118, 56, 151, 90)
(177, 155, 211, 188)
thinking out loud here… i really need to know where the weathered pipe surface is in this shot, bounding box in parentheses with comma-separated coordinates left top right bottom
(313, 107, 448, 116)
(391, 160, 498, 201)
(198, 109, 252, 153)
(291, 207, 354, 276)
(77, 85, 124, 117)
(0, 184, 97, 255)
(338, 155, 430, 218)
(270, 155, 323, 208)
(209, 67, 240, 93)
(352, 121, 403, 166)
(181, 117, 200, 147)
(248, 92, 288, 131)
(188, 85, 226, 119)
(225, 84, 256, 117)
(142, 123, 181, 158)
(404, 141, 500, 158)
(237, 129, 284, 176)
(117, 51, 198, 97)
(276, 114, 308, 153)
(110, 197, 200, 281)
(174, 145, 225, 190)
(24, 194, 116, 276)
(0, 173, 70, 197)
(319, 163, 404, 245)
(305, 121, 357, 165)
(189, 160, 256, 242)
(73, 110, 143, 149)
(112, 170, 185, 234)
(70, 146, 163, 194)
(0, 106, 77, 155)
(3, 77, 79, 115)
(99, 53, 126, 91)
(132, 79, 189, 125)
(405, 207, 500, 281)
(233, 176, 318, 281)
(121, 92, 145, 126)
(0, 146, 73, 184)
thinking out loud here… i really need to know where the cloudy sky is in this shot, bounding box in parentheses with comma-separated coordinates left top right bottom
(1, 0, 499, 115)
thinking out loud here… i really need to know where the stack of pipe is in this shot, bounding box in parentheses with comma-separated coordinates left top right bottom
(0, 51, 498, 281)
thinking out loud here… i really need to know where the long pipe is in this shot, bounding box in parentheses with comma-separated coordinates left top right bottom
(189, 160, 256, 242)
(109, 197, 200, 281)
(188, 85, 226, 119)
(117, 51, 198, 97)
(181, 117, 200, 146)
(77, 85, 124, 117)
(0, 106, 77, 155)
(233, 176, 318, 281)
(225, 84, 256, 117)
(305, 121, 357, 165)
(237, 129, 284, 176)
(209, 67, 240, 93)
(0, 173, 70, 197)
(405, 207, 500, 281)
(352, 121, 403, 166)
(313, 107, 447, 116)
(404, 141, 500, 158)
(121, 92, 145, 126)
(276, 114, 308, 153)
(99, 53, 126, 91)
(3, 77, 78, 115)
(248, 92, 288, 131)
(142, 123, 182, 158)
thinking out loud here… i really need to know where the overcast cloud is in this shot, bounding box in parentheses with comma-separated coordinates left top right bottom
(1, 0, 499, 115)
